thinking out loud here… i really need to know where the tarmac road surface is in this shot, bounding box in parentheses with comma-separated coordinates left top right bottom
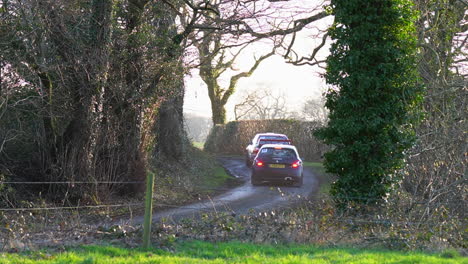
(123, 156, 320, 225)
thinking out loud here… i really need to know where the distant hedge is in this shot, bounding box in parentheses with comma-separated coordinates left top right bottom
(204, 120, 328, 161)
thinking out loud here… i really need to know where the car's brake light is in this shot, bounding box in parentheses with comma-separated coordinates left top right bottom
(274, 146, 282, 149)
(291, 160, 301, 168)
(255, 160, 264, 167)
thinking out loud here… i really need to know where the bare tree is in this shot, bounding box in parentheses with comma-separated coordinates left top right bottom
(170, 0, 331, 125)
(401, 0, 467, 225)
(234, 87, 297, 120)
(301, 96, 328, 123)
(0, 0, 187, 201)
(196, 36, 275, 124)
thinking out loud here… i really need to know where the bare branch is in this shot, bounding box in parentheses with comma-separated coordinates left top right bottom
(222, 50, 275, 105)
(218, 11, 329, 38)
(286, 32, 329, 66)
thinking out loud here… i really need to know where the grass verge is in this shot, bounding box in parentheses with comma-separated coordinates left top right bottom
(151, 146, 239, 206)
(303, 161, 325, 173)
(192, 141, 205, 150)
(303, 161, 333, 195)
(201, 166, 233, 190)
(0, 146, 238, 252)
(1, 240, 465, 264)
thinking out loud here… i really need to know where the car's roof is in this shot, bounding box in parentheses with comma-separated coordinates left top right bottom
(255, 132, 288, 137)
(260, 144, 298, 151)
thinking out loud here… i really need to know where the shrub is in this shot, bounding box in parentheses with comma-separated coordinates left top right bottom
(315, 0, 423, 207)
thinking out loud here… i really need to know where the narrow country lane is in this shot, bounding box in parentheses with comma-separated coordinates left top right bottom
(122, 156, 320, 225)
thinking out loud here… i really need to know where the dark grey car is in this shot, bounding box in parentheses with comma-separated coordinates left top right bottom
(251, 144, 303, 187)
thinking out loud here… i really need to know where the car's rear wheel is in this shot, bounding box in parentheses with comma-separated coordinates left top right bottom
(251, 175, 261, 186)
(294, 174, 303, 187)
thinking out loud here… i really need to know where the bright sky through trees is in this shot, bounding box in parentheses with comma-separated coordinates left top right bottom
(183, 1, 333, 120)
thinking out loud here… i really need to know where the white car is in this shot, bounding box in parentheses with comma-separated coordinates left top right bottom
(245, 133, 291, 167)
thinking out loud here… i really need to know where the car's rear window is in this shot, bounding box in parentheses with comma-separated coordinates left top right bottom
(257, 136, 288, 145)
(258, 148, 296, 159)
(259, 136, 286, 141)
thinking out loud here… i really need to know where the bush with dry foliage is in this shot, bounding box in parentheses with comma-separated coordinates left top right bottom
(0, 1, 186, 203)
(399, 0, 467, 244)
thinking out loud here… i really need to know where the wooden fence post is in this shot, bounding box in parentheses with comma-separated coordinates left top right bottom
(143, 171, 155, 249)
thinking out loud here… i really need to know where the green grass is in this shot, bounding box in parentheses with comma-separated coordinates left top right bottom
(186, 146, 234, 191)
(148, 146, 236, 207)
(303, 161, 324, 171)
(201, 166, 233, 190)
(303, 162, 331, 194)
(1, 241, 466, 264)
(192, 141, 205, 150)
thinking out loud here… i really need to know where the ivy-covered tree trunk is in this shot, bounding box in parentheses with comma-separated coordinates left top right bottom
(156, 85, 186, 160)
(153, 2, 187, 161)
(1, 0, 190, 202)
(211, 101, 227, 125)
(208, 84, 227, 125)
(42, 0, 113, 192)
(198, 41, 228, 125)
(315, 0, 423, 207)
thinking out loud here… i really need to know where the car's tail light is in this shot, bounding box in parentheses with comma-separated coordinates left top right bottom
(255, 160, 264, 167)
(291, 160, 301, 168)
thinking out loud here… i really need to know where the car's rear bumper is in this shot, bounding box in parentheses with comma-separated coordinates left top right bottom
(252, 167, 302, 182)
